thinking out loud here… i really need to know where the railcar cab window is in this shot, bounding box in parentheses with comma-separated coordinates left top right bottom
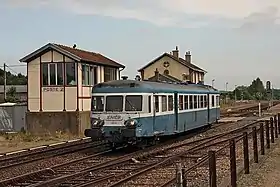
(92, 96, 104, 112)
(106, 96, 123, 111)
(125, 95, 142, 111)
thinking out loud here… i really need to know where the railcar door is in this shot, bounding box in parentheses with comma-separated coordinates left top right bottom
(207, 93, 210, 124)
(174, 92, 179, 132)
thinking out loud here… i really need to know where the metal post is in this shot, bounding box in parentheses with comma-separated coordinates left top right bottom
(182, 168, 187, 187)
(176, 162, 183, 187)
(230, 139, 237, 187)
(258, 102, 261, 117)
(252, 127, 258, 163)
(260, 123, 265, 155)
(278, 113, 280, 134)
(243, 132, 249, 174)
(270, 117, 275, 143)
(274, 115, 278, 138)
(4, 63, 6, 101)
(209, 151, 217, 187)
(265, 120, 270, 149)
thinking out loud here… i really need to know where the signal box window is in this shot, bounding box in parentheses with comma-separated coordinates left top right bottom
(168, 96, 173, 111)
(154, 96, 159, 112)
(179, 95, 183, 110)
(106, 96, 123, 111)
(184, 95, 188, 110)
(162, 96, 167, 112)
(189, 95, 193, 109)
(92, 96, 104, 112)
(194, 95, 198, 109)
(125, 95, 142, 111)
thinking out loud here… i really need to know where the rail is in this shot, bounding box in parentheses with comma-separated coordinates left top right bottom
(169, 113, 280, 187)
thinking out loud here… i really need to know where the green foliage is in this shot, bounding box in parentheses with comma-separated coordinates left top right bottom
(221, 77, 278, 100)
(0, 68, 27, 85)
(6, 86, 19, 102)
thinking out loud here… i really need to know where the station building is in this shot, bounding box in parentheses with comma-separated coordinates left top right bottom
(20, 43, 125, 135)
(138, 46, 206, 83)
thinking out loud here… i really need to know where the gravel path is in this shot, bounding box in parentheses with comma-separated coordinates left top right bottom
(238, 138, 280, 187)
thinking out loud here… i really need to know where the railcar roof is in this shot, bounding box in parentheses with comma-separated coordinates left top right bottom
(92, 80, 219, 94)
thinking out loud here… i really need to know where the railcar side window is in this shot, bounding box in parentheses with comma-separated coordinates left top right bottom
(125, 95, 142, 111)
(148, 96, 151, 113)
(106, 96, 123, 111)
(189, 95, 193, 109)
(200, 95, 204, 108)
(168, 96, 173, 111)
(212, 95, 215, 107)
(184, 95, 188, 110)
(194, 95, 198, 109)
(154, 96, 159, 112)
(204, 95, 207, 108)
(179, 95, 183, 110)
(216, 96, 220, 106)
(92, 96, 104, 111)
(162, 95, 167, 112)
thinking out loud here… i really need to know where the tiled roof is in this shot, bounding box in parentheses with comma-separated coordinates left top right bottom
(20, 43, 125, 68)
(138, 53, 206, 73)
(54, 44, 125, 68)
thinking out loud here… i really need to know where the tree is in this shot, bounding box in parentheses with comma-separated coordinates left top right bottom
(6, 86, 18, 102)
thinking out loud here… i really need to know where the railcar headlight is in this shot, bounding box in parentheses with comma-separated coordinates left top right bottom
(91, 118, 102, 127)
(125, 119, 137, 126)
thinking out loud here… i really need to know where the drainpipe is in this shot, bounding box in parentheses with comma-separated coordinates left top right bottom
(119, 67, 125, 80)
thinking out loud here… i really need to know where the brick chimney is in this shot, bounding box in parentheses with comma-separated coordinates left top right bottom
(185, 51, 191, 63)
(172, 46, 179, 59)
(155, 68, 159, 81)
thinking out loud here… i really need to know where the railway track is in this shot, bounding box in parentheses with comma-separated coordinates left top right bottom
(0, 138, 108, 170)
(221, 101, 280, 117)
(0, 118, 263, 187)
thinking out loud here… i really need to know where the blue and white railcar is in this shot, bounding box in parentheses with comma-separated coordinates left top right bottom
(84, 80, 220, 147)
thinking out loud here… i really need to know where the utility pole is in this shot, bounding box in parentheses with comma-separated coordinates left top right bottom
(4, 63, 6, 102)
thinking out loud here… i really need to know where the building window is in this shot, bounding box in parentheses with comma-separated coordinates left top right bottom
(104, 67, 117, 82)
(164, 69, 169, 75)
(162, 95, 167, 112)
(82, 64, 98, 86)
(42, 63, 63, 86)
(66, 63, 76, 85)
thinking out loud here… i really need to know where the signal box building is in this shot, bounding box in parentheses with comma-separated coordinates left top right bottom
(20, 43, 125, 135)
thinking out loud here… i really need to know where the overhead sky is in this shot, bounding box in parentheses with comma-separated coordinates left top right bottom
(1, 0, 280, 90)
